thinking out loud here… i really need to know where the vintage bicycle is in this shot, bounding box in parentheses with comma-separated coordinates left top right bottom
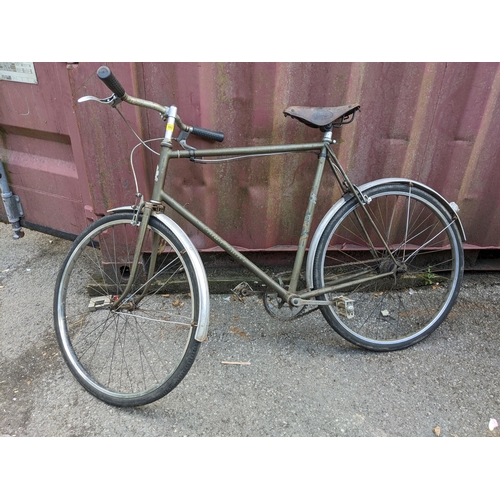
(53, 66, 465, 406)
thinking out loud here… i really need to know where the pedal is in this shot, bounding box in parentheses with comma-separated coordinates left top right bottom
(88, 296, 112, 311)
(335, 296, 354, 318)
(231, 282, 254, 300)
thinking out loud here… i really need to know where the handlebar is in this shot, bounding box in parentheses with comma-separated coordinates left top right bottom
(96, 65, 224, 143)
(191, 126, 225, 143)
(97, 66, 127, 98)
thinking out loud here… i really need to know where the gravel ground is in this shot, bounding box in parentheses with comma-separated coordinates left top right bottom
(1, 222, 499, 438)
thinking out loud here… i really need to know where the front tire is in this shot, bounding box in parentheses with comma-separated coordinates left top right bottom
(54, 213, 203, 406)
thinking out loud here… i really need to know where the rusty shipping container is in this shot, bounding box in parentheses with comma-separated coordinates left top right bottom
(1, 62, 500, 267)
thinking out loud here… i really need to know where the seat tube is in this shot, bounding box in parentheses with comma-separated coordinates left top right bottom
(289, 145, 328, 293)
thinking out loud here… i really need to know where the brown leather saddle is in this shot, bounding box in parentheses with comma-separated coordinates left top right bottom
(283, 104, 360, 130)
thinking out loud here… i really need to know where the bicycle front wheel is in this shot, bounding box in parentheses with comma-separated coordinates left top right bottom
(312, 184, 463, 351)
(54, 213, 204, 406)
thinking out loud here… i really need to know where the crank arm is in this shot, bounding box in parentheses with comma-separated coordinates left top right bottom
(290, 298, 336, 306)
(290, 295, 355, 318)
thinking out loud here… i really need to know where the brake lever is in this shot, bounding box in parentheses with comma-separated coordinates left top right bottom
(175, 129, 196, 151)
(77, 94, 122, 107)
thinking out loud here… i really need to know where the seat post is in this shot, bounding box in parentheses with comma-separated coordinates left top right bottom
(322, 129, 333, 142)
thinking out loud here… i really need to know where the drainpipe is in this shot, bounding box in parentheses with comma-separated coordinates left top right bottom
(0, 160, 24, 239)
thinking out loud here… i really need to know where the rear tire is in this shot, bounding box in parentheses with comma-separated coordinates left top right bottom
(54, 213, 203, 406)
(312, 184, 463, 351)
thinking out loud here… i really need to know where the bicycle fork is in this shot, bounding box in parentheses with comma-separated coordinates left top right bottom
(109, 202, 157, 310)
(111, 113, 178, 310)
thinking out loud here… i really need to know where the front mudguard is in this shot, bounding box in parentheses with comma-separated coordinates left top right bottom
(108, 207, 210, 342)
(305, 178, 466, 290)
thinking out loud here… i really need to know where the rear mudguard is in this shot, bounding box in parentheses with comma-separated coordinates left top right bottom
(305, 178, 466, 290)
(108, 207, 210, 342)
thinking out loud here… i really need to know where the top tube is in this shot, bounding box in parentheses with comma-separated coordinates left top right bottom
(168, 142, 331, 159)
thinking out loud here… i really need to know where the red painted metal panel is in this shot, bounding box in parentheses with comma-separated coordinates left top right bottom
(65, 62, 148, 217)
(1, 62, 500, 256)
(135, 62, 500, 252)
(136, 62, 360, 250)
(0, 63, 92, 235)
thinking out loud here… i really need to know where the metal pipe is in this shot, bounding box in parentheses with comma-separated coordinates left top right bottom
(160, 189, 291, 301)
(0, 160, 24, 239)
(170, 142, 327, 159)
(288, 146, 327, 293)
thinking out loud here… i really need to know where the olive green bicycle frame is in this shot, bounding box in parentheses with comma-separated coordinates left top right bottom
(116, 135, 395, 309)
(158, 141, 328, 303)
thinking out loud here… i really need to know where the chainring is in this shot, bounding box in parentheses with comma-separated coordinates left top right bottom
(262, 276, 307, 321)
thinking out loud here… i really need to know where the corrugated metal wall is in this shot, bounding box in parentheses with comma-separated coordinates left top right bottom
(1, 62, 500, 257)
(0, 63, 93, 236)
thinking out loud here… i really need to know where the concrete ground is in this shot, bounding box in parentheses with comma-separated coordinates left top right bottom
(1, 222, 499, 438)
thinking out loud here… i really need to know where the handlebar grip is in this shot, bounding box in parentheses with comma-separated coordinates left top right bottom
(97, 66, 126, 98)
(191, 126, 225, 143)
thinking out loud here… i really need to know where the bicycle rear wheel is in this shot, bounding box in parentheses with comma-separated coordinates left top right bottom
(54, 212, 203, 406)
(312, 184, 463, 351)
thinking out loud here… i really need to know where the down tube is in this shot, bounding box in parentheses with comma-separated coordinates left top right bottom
(160, 190, 290, 299)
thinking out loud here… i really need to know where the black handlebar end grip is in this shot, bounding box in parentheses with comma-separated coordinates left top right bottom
(97, 66, 126, 99)
(191, 126, 225, 143)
